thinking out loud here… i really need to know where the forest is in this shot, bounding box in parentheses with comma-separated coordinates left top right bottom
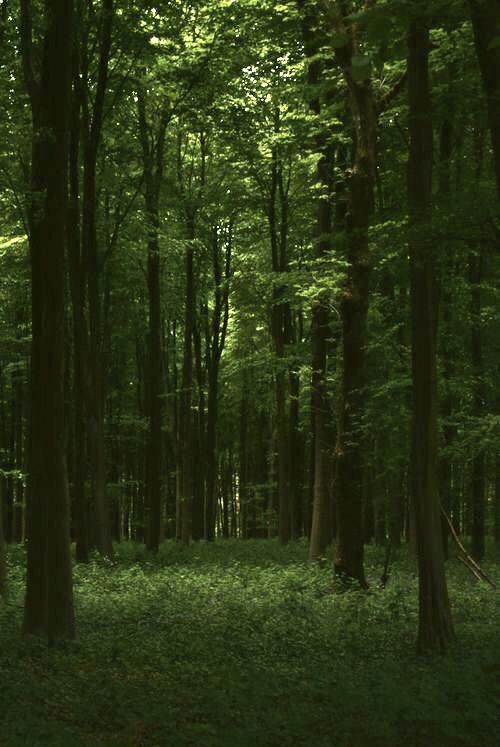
(0, 0, 499, 744)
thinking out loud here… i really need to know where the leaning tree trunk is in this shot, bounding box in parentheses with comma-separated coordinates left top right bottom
(21, 0, 76, 641)
(407, 17, 455, 653)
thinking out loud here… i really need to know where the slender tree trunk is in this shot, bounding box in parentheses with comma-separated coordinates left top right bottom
(495, 451, 500, 546)
(180, 226, 195, 545)
(469, 0, 500, 196)
(438, 113, 454, 559)
(407, 17, 454, 653)
(136, 92, 169, 553)
(81, 0, 114, 558)
(21, 0, 76, 641)
(469, 251, 485, 560)
(12, 362, 24, 542)
(0, 478, 6, 601)
(68, 52, 89, 563)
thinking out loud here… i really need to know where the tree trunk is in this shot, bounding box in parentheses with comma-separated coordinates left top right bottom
(68, 52, 89, 563)
(81, 0, 114, 558)
(137, 91, 169, 553)
(334, 77, 375, 587)
(469, 251, 485, 560)
(407, 17, 454, 653)
(0, 478, 6, 601)
(21, 0, 76, 641)
(469, 0, 500, 196)
(180, 229, 195, 545)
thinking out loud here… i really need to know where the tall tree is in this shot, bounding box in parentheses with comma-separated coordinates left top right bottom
(0, 477, 6, 600)
(205, 224, 232, 541)
(81, 0, 114, 557)
(407, 12, 454, 652)
(469, 0, 500, 196)
(20, 0, 76, 640)
(137, 89, 170, 553)
(298, 0, 336, 561)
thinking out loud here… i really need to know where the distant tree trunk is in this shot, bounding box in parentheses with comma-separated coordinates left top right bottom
(495, 451, 500, 546)
(289, 363, 302, 539)
(0, 478, 6, 600)
(469, 0, 500, 196)
(180, 223, 196, 545)
(437, 112, 454, 560)
(137, 91, 169, 553)
(205, 225, 231, 541)
(20, 0, 76, 641)
(193, 316, 206, 541)
(12, 361, 24, 542)
(407, 17, 455, 653)
(298, 0, 335, 562)
(239, 390, 249, 538)
(267, 121, 292, 545)
(469, 250, 485, 561)
(68, 50, 89, 563)
(81, 0, 114, 557)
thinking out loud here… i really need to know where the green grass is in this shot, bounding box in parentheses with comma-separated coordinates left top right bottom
(0, 540, 498, 746)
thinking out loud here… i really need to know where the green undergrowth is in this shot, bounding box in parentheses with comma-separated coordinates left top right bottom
(0, 540, 498, 746)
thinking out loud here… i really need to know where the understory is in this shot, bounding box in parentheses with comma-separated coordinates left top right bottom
(0, 541, 498, 747)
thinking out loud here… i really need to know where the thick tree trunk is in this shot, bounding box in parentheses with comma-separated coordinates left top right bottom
(334, 80, 375, 587)
(407, 18, 454, 653)
(21, 0, 76, 641)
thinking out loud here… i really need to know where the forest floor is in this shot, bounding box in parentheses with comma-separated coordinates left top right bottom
(0, 541, 498, 747)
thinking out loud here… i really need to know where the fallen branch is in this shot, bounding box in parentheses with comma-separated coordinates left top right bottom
(441, 508, 497, 589)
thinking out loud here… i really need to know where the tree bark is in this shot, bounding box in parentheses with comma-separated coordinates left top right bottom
(68, 44, 89, 563)
(407, 17, 454, 653)
(21, 0, 76, 641)
(469, 251, 485, 560)
(333, 41, 377, 588)
(205, 225, 231, 540)
(0, 478, 6, 601)
(81, 0, 114, 557)
(180, 225, 195, 545)
(137, 90, 169, 553)
(469, 0, 500, 197)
